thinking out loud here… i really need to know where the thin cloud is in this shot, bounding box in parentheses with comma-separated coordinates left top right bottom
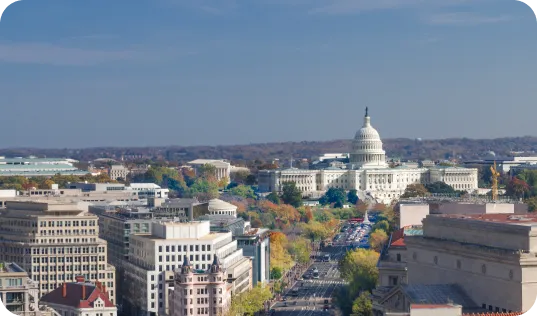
(425, 12, 512, 25)
(0, 42, 141, 66)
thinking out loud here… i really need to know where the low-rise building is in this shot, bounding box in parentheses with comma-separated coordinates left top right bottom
(0, 262, 41, 315)
(0, 157, 86, 177)
(108, 165, 130, 181)
(168, 257, 231, 316)
(188, 160, 231, 184)
(40, 276, 117, 316)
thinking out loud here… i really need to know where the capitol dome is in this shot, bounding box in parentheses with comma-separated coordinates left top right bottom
(349, 107, 387, 169)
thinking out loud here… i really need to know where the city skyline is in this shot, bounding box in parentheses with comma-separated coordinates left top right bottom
(0, 0, 536, 148)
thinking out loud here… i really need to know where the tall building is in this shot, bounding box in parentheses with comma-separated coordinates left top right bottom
(123, 220, 252, 316)
(0, 201, 116, 303)
(0, 262, 42, 316)
(258, 108, 479, 204)
(168, 256, 231, 316)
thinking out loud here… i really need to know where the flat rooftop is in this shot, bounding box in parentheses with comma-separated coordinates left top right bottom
(438, 213, 537, 225)
(136, 231, 227, 241)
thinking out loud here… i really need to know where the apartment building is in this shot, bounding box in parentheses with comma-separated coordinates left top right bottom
(123, 221, 252, 316)
(0, 201, 116, 303)
(0, 262, 42, 316)
(168, 257, 231, 316)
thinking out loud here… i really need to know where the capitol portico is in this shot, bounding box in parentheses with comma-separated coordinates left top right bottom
(258, 108, 479, 204)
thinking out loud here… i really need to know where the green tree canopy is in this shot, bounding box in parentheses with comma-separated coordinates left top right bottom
(227, 285, 272, 316)
(352, 291, 373, 316)
(425, 181, 456, 194)
(270, 267, 282, 280)
(372, 220, 390, 234)
(347, 189, 359, 205)
(319, 187, 346, 208)
(400, 183, 429, 198)
(281, 182, 303, 208)
(229, 184, 256, 199)
(288, 237, 312, 264)
(266, 192, 281, 205)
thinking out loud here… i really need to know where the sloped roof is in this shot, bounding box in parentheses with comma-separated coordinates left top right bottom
(40, 282, 114, 309)
(400, 284, 477, 308)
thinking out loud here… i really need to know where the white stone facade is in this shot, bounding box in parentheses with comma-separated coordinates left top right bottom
(258, 109, 479, 204)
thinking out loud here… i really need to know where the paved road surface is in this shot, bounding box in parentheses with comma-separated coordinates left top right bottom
(270, 220, 373, 316)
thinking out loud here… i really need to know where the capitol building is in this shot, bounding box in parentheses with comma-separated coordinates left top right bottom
(258, 108, 478, 204)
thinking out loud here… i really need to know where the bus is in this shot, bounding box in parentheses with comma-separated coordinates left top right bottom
(312, 268, 320, 279)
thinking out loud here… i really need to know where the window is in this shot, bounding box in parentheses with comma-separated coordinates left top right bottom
(389, 276, 398, 286)
(396, 254, 401, 262)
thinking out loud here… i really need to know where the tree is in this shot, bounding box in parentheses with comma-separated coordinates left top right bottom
(319, 187, 346, 208)
(347, 189, 359, 204)
(230, 185, 256, 199)
(231, 170, 251, 184)
(339, 248, 379, 295)
(400, 184, 429, 198)
(506, 177, 530, 199)
(526, 196, 537, 212)
(281, 182, 302, 208)
(372, 220, 390, 233)
(301, 221, 330, 242)
(270, 232, 293, 271)
(352, 291, 373, 316)
(270, 267, 282, 280)
(188, 178, 219, 202)
(266, 192, 281, 205)
(369, 229, 388, 252)
(288, 237, 312, 264)
(425, 181, 456, 194)
(227, 285, 272, 316)
(245, 174, 257, 185)
(198, 164, 217, 181)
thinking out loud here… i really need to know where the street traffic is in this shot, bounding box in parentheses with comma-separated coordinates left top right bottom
(269, 214, 376, 316)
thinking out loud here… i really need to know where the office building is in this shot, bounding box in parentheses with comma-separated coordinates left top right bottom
(123, 220, 252, 316)
(0, 201, 116, 302)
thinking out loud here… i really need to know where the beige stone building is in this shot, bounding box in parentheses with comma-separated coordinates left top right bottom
(404, 213, 537, 313)
(0, 201, 116, 303)
(108, 165, 130, 181)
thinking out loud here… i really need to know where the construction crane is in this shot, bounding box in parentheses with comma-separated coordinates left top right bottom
(490, 161, 500, 201)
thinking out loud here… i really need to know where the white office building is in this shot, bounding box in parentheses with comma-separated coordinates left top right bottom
(123, 221, 252, 316)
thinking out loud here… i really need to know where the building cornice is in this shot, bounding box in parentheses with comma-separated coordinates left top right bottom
(404, 236, 532, 263)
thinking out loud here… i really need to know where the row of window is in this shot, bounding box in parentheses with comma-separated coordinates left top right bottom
(39, 220, 96, 227)
(159, 245, 212, 253)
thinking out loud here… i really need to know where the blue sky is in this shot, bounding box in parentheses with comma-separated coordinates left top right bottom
(0, 0, 536, 148)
